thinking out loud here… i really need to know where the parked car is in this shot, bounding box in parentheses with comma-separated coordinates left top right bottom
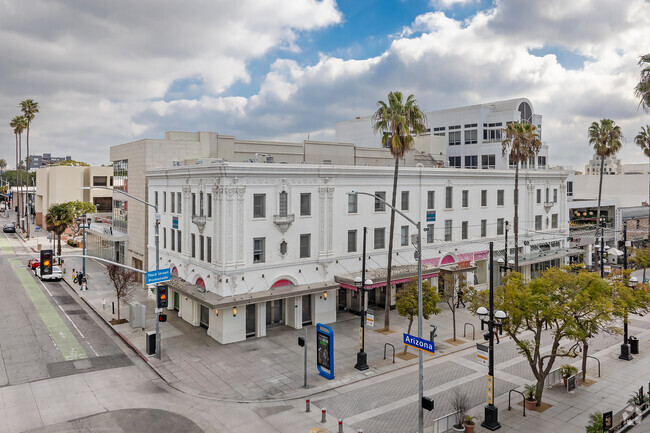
(27, 258, 40, 269)
(3, 223, 16, 233)
(35, 266, 63, 281)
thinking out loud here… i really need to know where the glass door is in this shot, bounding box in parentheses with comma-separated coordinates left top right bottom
(246, 304, 256, 338)
(302, 295, 312, 326)
(200, 305, 209, 329)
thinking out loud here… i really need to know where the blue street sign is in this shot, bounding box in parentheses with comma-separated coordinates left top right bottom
(403, 333, 435, 354)
(34, 227, 40, 231)
(146, 268, 171, 285)
(426, 210, 436, 222)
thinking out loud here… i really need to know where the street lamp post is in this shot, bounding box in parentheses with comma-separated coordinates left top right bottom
(76, 214, 92, 290)
(350, 191, 424, 433)
(476, 242, 503, 431)
(82, 186, 161, 359)
(600, 218, 606, 278)
(620, 223, 634, 361)
(354, 227, 372, 371)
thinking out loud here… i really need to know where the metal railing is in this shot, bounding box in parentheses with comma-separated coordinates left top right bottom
(431, 410, 459, 433)
(545, 367, 562, 388)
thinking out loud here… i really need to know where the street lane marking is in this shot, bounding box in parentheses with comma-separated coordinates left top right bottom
(0, 234, 13, 253)
(10, 259, 88, 361)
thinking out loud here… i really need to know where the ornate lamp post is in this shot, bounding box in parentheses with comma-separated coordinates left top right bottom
(620, 275, 637, 361)
(354, 226, 372, 371)
(76, 214, 92, 290)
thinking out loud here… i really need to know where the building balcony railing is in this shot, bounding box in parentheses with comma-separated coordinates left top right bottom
(273, 214, 294, 234)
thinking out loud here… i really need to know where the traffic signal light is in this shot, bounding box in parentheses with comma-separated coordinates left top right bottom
(156, 285, 168, 308)
(40, 249, 53, 275)
(158, 313, 167, 322)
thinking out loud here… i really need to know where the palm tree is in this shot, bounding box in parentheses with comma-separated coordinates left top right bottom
(45, 203, 72, 257)
(635, 125, 650, 243)
(588, 119, 623, 272)
(501, 122, 542, 270)
(0, 159, 6, 175)
(372, 91, 427, 330)
(20, 100, 39, 172)
(635, 53, 650, 112)
(10, 115, 27, 225)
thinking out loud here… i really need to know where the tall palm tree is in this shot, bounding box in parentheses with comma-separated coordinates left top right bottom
(372, 91, 427, 330)
(635, 125, 650, 243)
(10, 115, 27, 225)
(45, 203, 72, 257)
(501, 122, 542, 271)
(635, 53, 650, 112)
(20, 100, 39, 172)
(588, 119, 623, 271)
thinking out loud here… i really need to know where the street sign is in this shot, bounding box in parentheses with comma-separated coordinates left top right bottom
(366, 309, 374, 327)
(403, 333, 435, 354)
(476, 343, 488, 366)
(34, 227, 40, 231)
(172, 216, 179, 229)
(146, 268, 171, 285)
(426, 210, 436, 222)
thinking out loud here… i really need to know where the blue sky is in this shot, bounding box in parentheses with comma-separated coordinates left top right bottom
(0, 0, 648, 169)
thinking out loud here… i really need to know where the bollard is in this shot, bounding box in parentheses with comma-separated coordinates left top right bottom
(102, 298, 105, 310)
(357, 430, 363, 433)
(306, 399, 310, 412)
(321, 408, 326, 423)
(338, 419, 343, 433)
(112, 301, 115, 315)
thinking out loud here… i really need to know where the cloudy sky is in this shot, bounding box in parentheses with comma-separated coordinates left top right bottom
(1, 0, 649, 170)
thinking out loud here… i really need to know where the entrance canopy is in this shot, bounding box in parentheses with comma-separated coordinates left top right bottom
(335, 263, 440, 291)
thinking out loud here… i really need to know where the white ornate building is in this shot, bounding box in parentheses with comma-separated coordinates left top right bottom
(147, 160, 570, 344)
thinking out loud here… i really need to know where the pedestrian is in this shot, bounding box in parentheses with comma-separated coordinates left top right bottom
(456, 289, 465, 308)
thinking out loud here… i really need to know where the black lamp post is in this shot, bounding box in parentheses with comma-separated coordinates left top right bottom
(620, 273, 637, 361)
(354, 227, 371, 371)
(476, 242, 504, 431)
(600, 217, 606, 278)
(76, 214, 92, 290)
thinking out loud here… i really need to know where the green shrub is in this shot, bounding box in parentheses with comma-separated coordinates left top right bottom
(67, 238, 77, 247)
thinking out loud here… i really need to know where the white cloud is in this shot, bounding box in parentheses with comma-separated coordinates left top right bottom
(430, 0, 481, 10)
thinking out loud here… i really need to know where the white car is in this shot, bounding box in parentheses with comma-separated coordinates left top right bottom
(35, 265, 63, 281)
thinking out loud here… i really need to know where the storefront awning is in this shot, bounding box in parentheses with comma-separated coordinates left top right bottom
(518, 248, 584, 266)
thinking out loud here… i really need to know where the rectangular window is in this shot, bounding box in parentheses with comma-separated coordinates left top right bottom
(464, 129, 477, 144)
(535, 215, 542, 230)
(192, 193, 196, 216)
(279, 191, 288, 216)
(177, 193, 182, 214)
(300, 193, 311, 216)
(536, 189, 541, 204)
(347, 230, 357, 252)
(481, 190, 487, 207)
(446, 186, 453, 209)
(462, 190, 469, 208)
(497, 218, 504, 235)
(253, 238, 265, 263)
(497, 190, 504, 206)
(464, 155, 478, 169)
(191, 234, 196, 258)
(553, 189, 557, 203)
(427, 191, 435, 209)
(445, 220, 452, 241)
(348, 194, 358, 213)
(177, 230, 182, 252)
(401, 191, 409, 211)
(207, 193, 212, 217)
(545, 188, 550, 203)
(155, 191, 159, 209)
(567, 181, 573, 197)
(207, 237, 212, 262)
(199, 235, 204, 261)
(401, 225, 409, 246)
(253, 194, 266, 218)
(538, 156, 547, 168)
(552, 214, 558, 229)
(449, 131, 461, 145)
(426, 224, 434, 243)
(374, 228, 385, 249)
(171, 192, 175, 213)
(163, 228, 167, 249)
(375, 191, 386, 212)
(171, 229, 175, 251)
(448, 156, 461, 167)
(481, 219, 487, 237)
(93, 176, 108, 186)
(481, 154, 496, 169)
(200, 192, 204, 216)
(300, 234, 311, 258)
(462, 221, 468, 239)
(163, 192, 167, 212)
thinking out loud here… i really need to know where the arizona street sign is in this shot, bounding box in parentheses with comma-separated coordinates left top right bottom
(403, 333, 435, 354)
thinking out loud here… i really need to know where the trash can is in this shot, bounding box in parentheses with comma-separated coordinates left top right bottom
(629, 336, 639, 354)
(146, 331, 156, 355)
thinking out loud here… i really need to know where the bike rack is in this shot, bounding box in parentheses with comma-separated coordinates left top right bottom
(508, 389, 526, 416)
(384, 343, 395, 363)
(463, 322, 475, 340)
(587, 355, 600, 378)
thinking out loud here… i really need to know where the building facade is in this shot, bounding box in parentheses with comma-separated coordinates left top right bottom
(28, 153, 72, 170)
(335, 97, 549, 170)
(147, 161, 570, 344)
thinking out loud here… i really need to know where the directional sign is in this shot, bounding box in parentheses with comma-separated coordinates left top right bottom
(366, 309, 374, 327)
(426, 210, 436, 222)
(146, 268, 171, 285)
(476, 343, 488, 366)
(403, 333, 435, 354)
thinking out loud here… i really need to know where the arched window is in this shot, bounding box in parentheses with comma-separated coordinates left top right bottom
(279, 191, 288, 216)
(518, 102, 532, 124)
(196, 277, 205, 288)
(171, 266, 179, 276)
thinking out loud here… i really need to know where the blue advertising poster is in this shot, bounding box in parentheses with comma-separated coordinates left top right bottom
(317, 323, 334, 380)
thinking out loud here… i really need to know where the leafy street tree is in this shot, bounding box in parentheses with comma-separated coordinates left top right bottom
(395, 278, 441, 354)
(438, 270, 467, 341)
(45, 203, 73, 257)
(635, 125, 650, 242)
(630, 247, 650, 283)
(501, 122, 541, 270)
(19, 99, 39, 173)
(0, 170, 35, 187)
(65, 201, 98, 239)
(106, 264, 138, 321)
(635, 53, 650, 112)
(0, 159, 6, 174)
(372, 91, 427, 331)
(588, 119, 623, 272)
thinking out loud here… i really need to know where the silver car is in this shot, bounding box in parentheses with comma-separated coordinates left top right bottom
(35, 265, 63, 281)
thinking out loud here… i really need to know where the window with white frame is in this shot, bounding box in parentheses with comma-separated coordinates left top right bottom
(177, 230, 182, 252)
(155, 191, 159, 209)
(374, 228, 385, 249)
(207, 193, 212, 217)
(536, 189, 541, 204)
(348, 193, 358, 213)
(253, 238, 265, 263)
(497, 218, 504, 235)
(171, 192, 175, 213)
(446, 186, 453, 209)
(427, 224, 434, 243)
(538, 156, 547, 168)
(449, 156, 461, 167)
(552, 213, 558, 228)
(300, 234, 311, 258)
(401, 191, 409, 211)
(535, 215, 542, 230)
(348, 230, 357, 252)
(163, 228, 166, 249)
(191, 233, 196, 258)
(200, 192, 204, 216)
(163, 192, 167, 212)
(567, 181, 573, 197)
(279, 191, 288, 216)
(253, 194, 266, 218)
(445, 220, 452, 241)
(375, 191, 386, 212)
(481, 219, 487, 237)
(300, 193, 311, 216)
(481, 154, 496, 169)
(401, 225, 409, 246)
(192, 193, 196, 216)
(497, 189, 504, 206)
(462, 190, 469, 208)
(481, 190, 487, 207)
(449, 131, 461, 145)
(464, 155, 478, 169)
(462, 221, 468, 239)
(199, 235, 204, 261)
(464, 129, 477, 144)
(427, 191, 435, 209)
(177, 192, 182, 214)
(207, 237, 212, 262)
(171, 229, 175, 250)
(553, 189, 557, 203)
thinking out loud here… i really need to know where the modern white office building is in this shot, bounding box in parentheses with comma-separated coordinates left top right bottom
(147, 159, 570, 344)
(336, 97, 549, 170)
